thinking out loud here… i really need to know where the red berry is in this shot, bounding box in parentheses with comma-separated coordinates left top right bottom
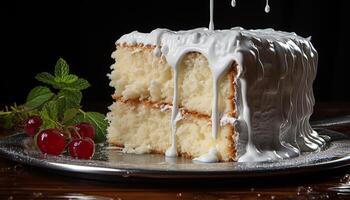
(68, 138, 95, 159)
(74, 122, 95, 140)
(37, 129, 66, 156)
(24, 116, 42, 136)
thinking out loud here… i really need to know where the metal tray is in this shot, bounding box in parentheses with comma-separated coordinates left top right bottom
(1, 129, 350, 180)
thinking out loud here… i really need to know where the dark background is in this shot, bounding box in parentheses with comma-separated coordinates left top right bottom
(0, 0, 348, 110)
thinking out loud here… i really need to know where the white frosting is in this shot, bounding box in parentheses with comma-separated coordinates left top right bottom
(117, 27, 325, 163)
(165, 57, 180, 158)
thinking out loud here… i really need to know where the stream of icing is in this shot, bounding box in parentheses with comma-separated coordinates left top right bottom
(209, 0, 214, 30)
(165, 67, 179, 157)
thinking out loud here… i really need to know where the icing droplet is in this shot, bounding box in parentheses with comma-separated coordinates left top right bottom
(265, 0, 270, 13)
(231, 0, 236, 7)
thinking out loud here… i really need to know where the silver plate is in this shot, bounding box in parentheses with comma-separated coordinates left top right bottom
(1, 129, 350, 180)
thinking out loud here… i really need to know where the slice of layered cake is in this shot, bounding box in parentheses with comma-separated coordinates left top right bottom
(107, 28, 325, 162)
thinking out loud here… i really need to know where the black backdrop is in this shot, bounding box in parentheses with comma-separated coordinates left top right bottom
(0, 0, 348, 109)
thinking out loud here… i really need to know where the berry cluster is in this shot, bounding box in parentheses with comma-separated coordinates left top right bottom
(25, 116, 95, 159)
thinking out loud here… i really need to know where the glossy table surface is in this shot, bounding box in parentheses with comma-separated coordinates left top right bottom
(1, 102, 350, 200)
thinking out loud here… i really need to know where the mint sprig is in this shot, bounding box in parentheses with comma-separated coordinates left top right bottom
(35, 58, 90, 91)
(0, 58, 107, 143)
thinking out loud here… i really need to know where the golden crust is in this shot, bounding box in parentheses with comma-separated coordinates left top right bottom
(117, 43, 157, 49)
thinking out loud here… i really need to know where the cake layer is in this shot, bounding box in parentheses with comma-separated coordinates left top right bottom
(107, 99, 236, 161)
(109, 45, 237, 116)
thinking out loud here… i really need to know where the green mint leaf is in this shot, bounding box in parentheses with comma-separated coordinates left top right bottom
(39, 101, 59, 129)
(62, 78, 91, 91)
(62, 108, 79, 124)
(60, 74, 78, 84)
(57, 89, 82, 110)
(26, 86, 54, 109)
(55, 89, 81, 120)
(70, 112, 107, 143)
(54, 58, 70, 78)
(35, 58, 89, 91)
(35, 72, 56, 86)
(39, 109, 56, 129)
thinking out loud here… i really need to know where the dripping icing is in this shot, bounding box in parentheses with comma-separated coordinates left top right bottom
(265, 0, 270, 13)
(229, 0, 271, 13)
(165, 60, 179, 157)
(231, 0, 236, 7)
(209, 0, 214, 30)
(193, 147, 219, 163)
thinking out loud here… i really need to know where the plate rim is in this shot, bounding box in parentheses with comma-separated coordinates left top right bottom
(1, 130, 350, 180)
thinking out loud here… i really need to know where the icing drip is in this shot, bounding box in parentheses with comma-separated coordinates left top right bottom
(209, 0, 214, 30)
(231, 0, 236, 7)
(117, 27, 325, 162)
(265, 0, 270, 13)
(193, 147, 219, 163)
(165, 65, 179, 157)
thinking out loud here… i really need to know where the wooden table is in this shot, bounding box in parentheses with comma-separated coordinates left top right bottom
(1, 102, 350, 200)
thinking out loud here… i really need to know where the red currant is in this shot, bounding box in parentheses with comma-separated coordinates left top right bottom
(37, 129, 66, 156)
(24, 116, 42, 137)
(74, 122, 95, 140)
(68, 138, 95, 159)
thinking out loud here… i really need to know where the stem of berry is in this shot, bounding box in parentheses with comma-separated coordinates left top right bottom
(78, 109, 86, 115)
(66, 125, 82, 140)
